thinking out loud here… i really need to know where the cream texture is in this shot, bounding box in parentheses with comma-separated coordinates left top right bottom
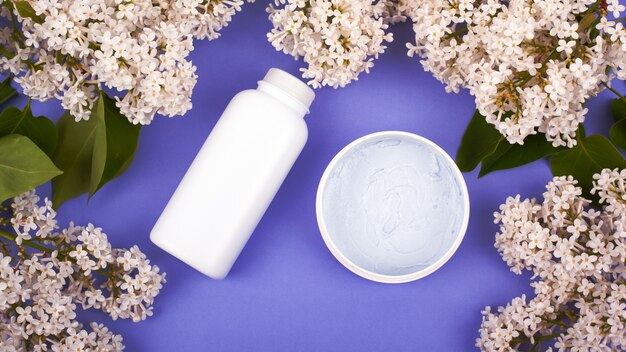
(321, 135, 466, 276)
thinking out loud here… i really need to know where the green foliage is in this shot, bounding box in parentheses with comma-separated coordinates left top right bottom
(52, 92, 141, 209)
(0, 134, 62, 201)
(89, 93, 141, 196)
(610, 98, 626, 150)
(455, 110, 503, 172)
(478, 133, 562, 177)
(0, 76, 140, 207)
(551, 129, 626, 198)
(610, 98, 626, 122)
(457, 106, 626, 204)
(0, 101, 57, 156)
(0, 76, 16, 106)
(51, 111, 102, 209)
(456, 110, 562, 176)
(13, 1, 44, 24)
(610, 118, 626, 150)
(0, 79, 60, 202)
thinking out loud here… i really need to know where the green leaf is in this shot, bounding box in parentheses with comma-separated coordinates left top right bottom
(455, 110, 504, 172)
(52, 92, 140, 209)
(479, 133, 562, 177)
(13, 1, 44, 24)
(89, 97, 107, 198)
(550, 132, 626, 199)
(51, 111, 101, 209)
(89, 93, 140, 196)
(0, 76, 16, 106)
(608, 98, 626, 150)
(610, 98, 626, 122)
(579, 12, 596, 32)
(0, 101, 57, 156)
(610, 118, 626, 150)
(0, 134, 62, 202)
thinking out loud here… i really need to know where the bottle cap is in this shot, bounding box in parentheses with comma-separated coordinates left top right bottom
(261, 68, 315, 112)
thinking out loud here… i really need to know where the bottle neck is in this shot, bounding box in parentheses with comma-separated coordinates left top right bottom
(257, 81, 310, 117)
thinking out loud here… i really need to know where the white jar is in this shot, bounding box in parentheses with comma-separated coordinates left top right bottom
(150, 68, 315, 279)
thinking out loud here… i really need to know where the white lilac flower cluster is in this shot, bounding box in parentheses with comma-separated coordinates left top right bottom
(476, 169, 626, 351)
(403, 0, 626, 148)
(0, 190, 166, 351)
(171, 0, 252, 41)
(0, 0, 250, 125)
(266, 0, 626, 147)
(267, 0, 393, 88)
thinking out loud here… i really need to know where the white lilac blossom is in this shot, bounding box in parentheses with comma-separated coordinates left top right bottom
(402, 0, 626, 148)
(267, 0, 393, 88)
(0, 0, 250, 125)
(0, 190, 166, 351)
(170, 0, 252, 41)
(476, 169, 626, 351)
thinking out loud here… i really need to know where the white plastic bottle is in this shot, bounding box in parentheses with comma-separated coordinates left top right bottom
(150, 68, 315, 279)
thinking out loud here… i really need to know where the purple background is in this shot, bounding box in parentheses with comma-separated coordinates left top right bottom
(18, 4, 622, 351)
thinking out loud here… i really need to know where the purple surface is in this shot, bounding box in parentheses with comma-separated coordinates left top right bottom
(19, 3, 621, 351)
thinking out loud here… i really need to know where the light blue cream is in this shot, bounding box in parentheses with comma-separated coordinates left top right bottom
(321, 135, 466, 277)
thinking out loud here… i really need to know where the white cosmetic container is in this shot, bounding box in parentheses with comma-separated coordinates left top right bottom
(316, 131, 470, 283)
(150, 68, 315, 279)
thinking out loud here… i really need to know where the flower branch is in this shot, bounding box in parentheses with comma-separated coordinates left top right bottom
(0, 190, 166, 351)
